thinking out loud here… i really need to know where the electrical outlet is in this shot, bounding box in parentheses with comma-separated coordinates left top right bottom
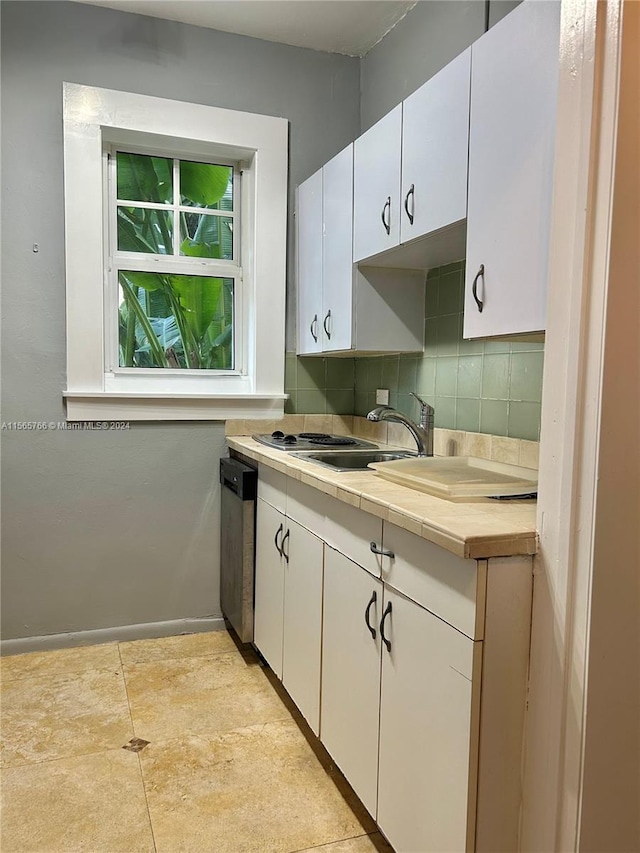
(376, 388, 389, 405)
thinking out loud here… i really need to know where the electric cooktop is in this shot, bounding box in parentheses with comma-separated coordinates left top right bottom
(253, 431, 379, 451)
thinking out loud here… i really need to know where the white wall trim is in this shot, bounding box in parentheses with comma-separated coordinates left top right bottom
(0, 617, 228, 656)
(521, 0, 626, 849)
(64, 392, 286, 421)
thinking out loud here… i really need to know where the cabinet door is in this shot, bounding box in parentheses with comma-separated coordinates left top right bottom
(377, 588, 477, 853)
(321, 548, 382, 816)
(254, 498, 285, 678)
(401, 48, 471, 244)
(464, 0, 560, 338)
(297, 169, 323, 354)
(353, 105, 402, 262)
(282, 517, 324, 734)
(322, 144, 354, 352)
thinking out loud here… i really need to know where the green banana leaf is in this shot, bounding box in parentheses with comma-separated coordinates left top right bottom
(180, 162, 231, 207)
(117, 153, 172, 203)
(169, 274, 224, 342)
(180, 236, 222, 259)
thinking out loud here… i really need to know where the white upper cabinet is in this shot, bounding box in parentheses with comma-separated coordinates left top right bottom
(464, 0, 560, 339)
(297, 142, 425, 356)
(296, 169, 323, 354)
(322, 145, 354, 352)
(353, 106, 402, 263)
(353, 51, 470, 268)
(401, 47, 471, 244)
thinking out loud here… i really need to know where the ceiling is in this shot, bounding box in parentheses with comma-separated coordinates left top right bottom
(72, 0, 418, 57)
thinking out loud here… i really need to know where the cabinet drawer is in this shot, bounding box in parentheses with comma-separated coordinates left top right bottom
(324, 500, 383, 577)
(257, 465, 287, 513)
(286, 477, 328, 539)
(382, 522, 485, 639)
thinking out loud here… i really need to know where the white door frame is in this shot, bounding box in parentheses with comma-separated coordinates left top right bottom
(522, 0, 638, 849)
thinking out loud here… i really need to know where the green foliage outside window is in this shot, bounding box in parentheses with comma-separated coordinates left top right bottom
(116, 153, 235, 370)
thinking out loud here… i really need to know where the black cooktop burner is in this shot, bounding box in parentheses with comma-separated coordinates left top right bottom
(268, 431, 358, 446)
(308, 435, 357, 446)
(253, 431, 378, 451)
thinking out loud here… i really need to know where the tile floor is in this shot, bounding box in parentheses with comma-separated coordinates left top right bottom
(0, 630, 393, 853)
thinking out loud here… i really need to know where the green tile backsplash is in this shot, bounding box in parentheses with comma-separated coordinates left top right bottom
(286, 261, 544, 441)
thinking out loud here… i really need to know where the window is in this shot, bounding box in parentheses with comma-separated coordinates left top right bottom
(109, 150, 239, 372)
(63, 83, 288, 420)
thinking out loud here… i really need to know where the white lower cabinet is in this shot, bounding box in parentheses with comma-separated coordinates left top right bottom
(254, 469, 326, 734)
(377, 587, 477, 853)
(321, 547, 382, 816)
(253, 468, 533, 853)
(254, 497, 286, 679)
(282, 518, 324, 735)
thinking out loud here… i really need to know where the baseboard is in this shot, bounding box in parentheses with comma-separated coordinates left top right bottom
(0, 616, 227, 656)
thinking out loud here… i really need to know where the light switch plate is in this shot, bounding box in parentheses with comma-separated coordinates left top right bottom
(376, 389, 390, 405)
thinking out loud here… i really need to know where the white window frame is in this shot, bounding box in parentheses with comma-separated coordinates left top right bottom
(62, 82, 288, 420)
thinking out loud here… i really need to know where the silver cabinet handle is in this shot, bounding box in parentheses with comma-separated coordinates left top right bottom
(381, 197, 391, 235)
(281, 528, 290, 563)
(380, 601, 392, 653)
(370, 541, 395, 559)
(472, 264, 484, 313)
(274, 523, 283, 555)
(404, 184, 415, 225)
(364, 591, 377, 640)
(323, 310, 331, 340)
(310, 314, 318, 343)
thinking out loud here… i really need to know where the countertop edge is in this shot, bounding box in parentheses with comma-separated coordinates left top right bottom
(226, 436, 538, 560)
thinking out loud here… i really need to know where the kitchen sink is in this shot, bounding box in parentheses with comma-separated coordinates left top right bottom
(292, 450, 417, 472)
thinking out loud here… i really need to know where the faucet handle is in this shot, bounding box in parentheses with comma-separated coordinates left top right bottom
(410, 392, 434, 426)
(410, 391, 434, 411)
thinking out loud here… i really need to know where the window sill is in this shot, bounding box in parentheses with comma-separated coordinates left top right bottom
(63, 392, 287, 422)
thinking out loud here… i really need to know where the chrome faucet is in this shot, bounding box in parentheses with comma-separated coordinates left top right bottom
(367, 392, 434, 457)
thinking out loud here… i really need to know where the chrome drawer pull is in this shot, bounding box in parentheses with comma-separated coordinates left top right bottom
(370, 541, 395, 559)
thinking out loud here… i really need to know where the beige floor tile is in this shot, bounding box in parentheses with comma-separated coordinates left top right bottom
(1, 667, 133, 767)
(140, 720, 375, 853)
(124, 649, 290, 742)
(294, 833, 394, 853)
(118, 629, 237, 666)
(0, 642, 121, 683)
(0, 748, 155, 852)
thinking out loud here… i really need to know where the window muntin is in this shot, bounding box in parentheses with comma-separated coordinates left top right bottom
(108, 147, 240, 373)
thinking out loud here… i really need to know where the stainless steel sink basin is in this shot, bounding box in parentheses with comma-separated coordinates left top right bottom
(292, 450, 417, 472)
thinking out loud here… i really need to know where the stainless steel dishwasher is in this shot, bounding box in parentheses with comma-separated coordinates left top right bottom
(219, 456, 257, 643)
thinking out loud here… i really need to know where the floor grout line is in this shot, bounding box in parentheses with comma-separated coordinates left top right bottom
(119, 645, 246, 669)
(285, 830, 373, 853)
(1, 744, 139, 772)
(0, 663, 127, 686)
(118, 642, 158, 853)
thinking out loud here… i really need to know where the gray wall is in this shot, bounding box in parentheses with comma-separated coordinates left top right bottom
(0, 1, 359, 641)
(360, 0, 522, 131)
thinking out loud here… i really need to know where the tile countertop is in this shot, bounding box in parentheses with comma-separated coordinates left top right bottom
(226, 420, 538, 561)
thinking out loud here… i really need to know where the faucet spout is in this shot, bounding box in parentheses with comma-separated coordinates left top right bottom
(367, 397, 434, 457)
